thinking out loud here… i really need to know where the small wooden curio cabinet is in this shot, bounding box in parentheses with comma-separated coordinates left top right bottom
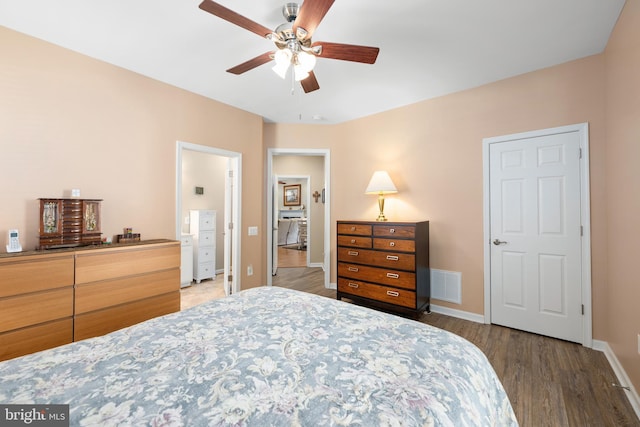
(38, 198, 102, 249)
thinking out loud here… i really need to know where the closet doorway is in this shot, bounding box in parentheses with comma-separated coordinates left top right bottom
(176, 141, 241, 296)
(266, 148, 331, 289)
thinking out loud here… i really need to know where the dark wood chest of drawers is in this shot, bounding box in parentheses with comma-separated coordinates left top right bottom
(336, 220, 430, 318)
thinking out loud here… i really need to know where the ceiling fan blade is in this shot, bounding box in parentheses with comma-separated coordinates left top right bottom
(301, 71, 320, 93)
(199, 0, 272, 39)
(312, 41, 379, 64)
(293, 0, 335, 40)
(226, 51, 273, 75)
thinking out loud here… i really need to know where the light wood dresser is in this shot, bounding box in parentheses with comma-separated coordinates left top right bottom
(74, 240, 181, 341)
(0, 252, 75, 361)
(336, 220, 430, 319)
(0, 239, 180, 361)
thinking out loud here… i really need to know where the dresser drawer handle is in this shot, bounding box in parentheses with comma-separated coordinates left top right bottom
(389, 241, 396, 247)
(350, 239, 356, 244)
(386, 272, 399, 279)
(350, 226, 356, 231)
(386, 290, 399, 297)
(348, 251, 359, 256)
(348, 282, 359, 289)
(386, 255, 399, 261)
(390, 228, 395, 233)
(348, 266, 359, 272)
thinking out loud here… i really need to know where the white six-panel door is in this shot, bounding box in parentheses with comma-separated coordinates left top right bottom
(487, 126, 586, 343)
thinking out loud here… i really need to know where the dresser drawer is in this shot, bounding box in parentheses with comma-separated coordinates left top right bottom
(338, 262, 416, 290)
(0, 287, 73, 333)
(338, 278, 415, 308)
(373, 225, 416, 238)
(197, 246, 215, 262)
(196, 262, 215, 279)
(373, 238, 415, 253)
(337, 223, 372, 236)
(197, 211, 216, 231)
(337, 235, 372, 248)
(198, 231, 216, 247)
(337, 247, 415, 270)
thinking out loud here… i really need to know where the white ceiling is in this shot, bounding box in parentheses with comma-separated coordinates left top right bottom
(0, 0, 626, 124)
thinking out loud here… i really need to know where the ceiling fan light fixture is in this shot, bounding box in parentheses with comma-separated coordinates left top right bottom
(272, 48, 292, 79)
(294, 65, 309, 81)
(274, 48, 292, 66)
(297, 50, 316, 73)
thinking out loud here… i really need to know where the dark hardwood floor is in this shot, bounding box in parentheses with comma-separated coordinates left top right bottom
(272, 267, 640, 427)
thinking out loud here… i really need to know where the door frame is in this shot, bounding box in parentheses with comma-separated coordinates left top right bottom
(266, 148, 331, 289)
(482, 123, 592, 347)
(176, 141, 242, 295)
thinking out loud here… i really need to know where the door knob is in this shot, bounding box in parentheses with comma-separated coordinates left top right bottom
(493, 239, 508, 245)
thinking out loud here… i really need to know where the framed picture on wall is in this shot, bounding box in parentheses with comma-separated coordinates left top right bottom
(284, 184, 301, 206)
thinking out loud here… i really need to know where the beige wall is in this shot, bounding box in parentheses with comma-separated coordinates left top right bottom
(0, 26, 265, 288)
(604, 0, 640, 393)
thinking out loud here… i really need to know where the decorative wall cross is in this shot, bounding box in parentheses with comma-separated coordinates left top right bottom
(312, 190, 321, 203)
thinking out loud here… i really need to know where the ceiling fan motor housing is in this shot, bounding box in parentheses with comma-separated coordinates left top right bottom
(282, 3, 299, 22)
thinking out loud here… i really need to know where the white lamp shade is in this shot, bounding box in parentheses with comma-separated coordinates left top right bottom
(293, 64, 309, 81)
(365, 171, 398, 194)
(297, 51, 317, 73)
(272, 49, 292, 79)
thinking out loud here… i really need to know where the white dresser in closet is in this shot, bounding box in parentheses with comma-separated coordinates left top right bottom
(189, 210, 216, 283)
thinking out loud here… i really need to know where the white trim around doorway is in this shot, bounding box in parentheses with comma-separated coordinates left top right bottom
(266, 148, 331, 289)
(176, 141, 242, 294)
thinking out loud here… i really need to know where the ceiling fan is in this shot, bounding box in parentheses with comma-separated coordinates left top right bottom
(198, 0, 380, 93)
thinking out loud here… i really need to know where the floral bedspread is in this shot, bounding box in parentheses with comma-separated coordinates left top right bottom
(0, 287, 518, 426)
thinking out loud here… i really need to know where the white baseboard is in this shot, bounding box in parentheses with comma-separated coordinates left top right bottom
(429, 304, 485, 324)
(593, 339, 640, 419)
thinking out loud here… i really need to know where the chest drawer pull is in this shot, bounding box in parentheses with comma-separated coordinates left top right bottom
(386, 272, 399, 279)
(386, 290, 400, 297)
(348, 266, 359, 272)
(350, 226, 356, 231)
(390, 228, 395, 233)
(348, 282, 359, 288)
(350, 239, 356, 244)
(386, 255, 399, 261)
(389, 241, 396, 247)
(348, 251, 359, 256)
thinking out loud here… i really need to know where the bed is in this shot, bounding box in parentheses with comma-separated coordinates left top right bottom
(0, 287, 518, 426)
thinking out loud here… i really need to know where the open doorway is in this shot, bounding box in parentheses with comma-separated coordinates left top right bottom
(274, 175, 310, 271)
(176, 141, 242, 296)
(266, 148, 331, 289)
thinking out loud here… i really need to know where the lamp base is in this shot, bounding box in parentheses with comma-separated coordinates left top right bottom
(376, 194, 388, 221)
